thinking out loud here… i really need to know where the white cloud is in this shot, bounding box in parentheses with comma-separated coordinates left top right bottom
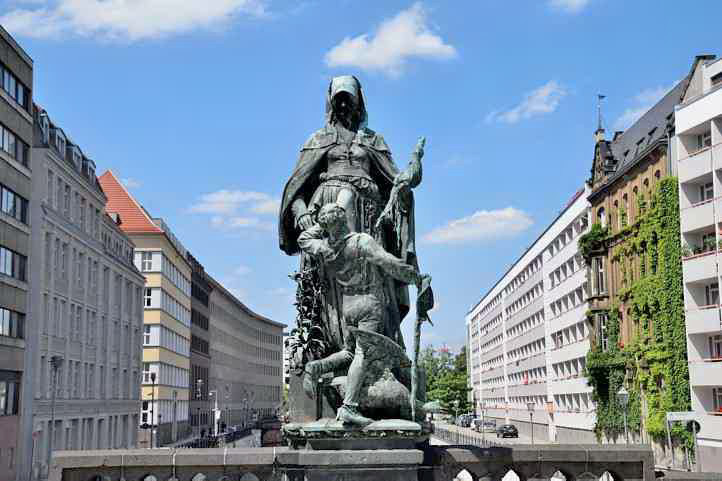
(210, 215, 272, 231)
(548, 0, 590, 13)
(121, 177, 141, 189)
(234, 264, 252, 276)
(422, 207, 533, 244)
(324, 2, 456, 77)
(190, 189, 278, 231)
(486, 81, 567, 124)
(189, 190, 272, 215)
(613, 82, 677, 131)
(0, 0, 266, 41)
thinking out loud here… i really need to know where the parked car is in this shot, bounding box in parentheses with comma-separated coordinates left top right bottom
(496, 424, 519, 438)
(456, 414, 473, 427)
(475, 420, 497, 433)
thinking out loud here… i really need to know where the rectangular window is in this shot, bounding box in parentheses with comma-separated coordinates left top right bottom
(706, 283, 719, 306)
(712, 72, 722, 88)
(0, 185, 29, 224)
(712, 386, 722, 414)
(143, 325, 151, 345)
(593, 257, 606, 295)
(0, 123, 28, 166)
(141, 252, 153, 271)
(0, 63, 29, 110)
(144, 288, 152, 307)
(0, 246, 27, 281)
(0, 379, 20, 416)
(698, 131, 712, 150)
(710, 334, 722, 359)
(700, 182, 714, 202)
(597, 313, 609, 352)
(0, 308, 24, 339)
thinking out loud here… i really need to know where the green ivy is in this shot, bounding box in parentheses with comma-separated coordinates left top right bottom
(583, 177, 691, 448)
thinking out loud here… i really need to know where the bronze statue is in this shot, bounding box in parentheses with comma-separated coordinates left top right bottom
(280, 76, 432, 429)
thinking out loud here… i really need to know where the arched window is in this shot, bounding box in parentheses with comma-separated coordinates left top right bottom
(597, 207, 606, 227)
(655, 170, 661, 181)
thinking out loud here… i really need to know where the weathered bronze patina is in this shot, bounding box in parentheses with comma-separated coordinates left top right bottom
(280, 76, 433, 438)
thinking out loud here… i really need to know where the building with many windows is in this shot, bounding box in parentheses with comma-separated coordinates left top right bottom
(98, 171, 192, 446)
(186, 252, 212, 437)
(467, 186, 593, 443)
(21, 106, 145, 480)
(208, 277, 284, 430)
(0, 25, 33, 481)
(674, 54, 722, 471)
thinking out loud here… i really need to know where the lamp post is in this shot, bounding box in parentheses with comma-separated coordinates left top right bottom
(480, 401, 486, 443)
(195, 379, 204, 438)
(527, 402, 535, 445)
(453, 399, 460, 423)
(617, 386, 630, 444)
(47, 355, 64, 474)
(209, 390, 218, 436)
(149, 372, 156, 448)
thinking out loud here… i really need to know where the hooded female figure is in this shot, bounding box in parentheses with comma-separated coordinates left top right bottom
(279, 75, 420, 357)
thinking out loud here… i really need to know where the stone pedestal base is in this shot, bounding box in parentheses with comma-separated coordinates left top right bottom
(277, 448, 423, 481)
(283, 418, 432, 450)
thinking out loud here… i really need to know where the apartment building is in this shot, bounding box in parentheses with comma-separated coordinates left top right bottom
(21, 107, 145, 479)
(186, 252, 212, 436)
(208, 278, 284, 429)
(98, 171, 192, 446)
(467, 186, 594, 443)
(675, 55, 722, 471)
(0, 25, 32, 481)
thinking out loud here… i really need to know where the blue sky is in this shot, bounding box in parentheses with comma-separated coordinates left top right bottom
(3, 0, 720, 352)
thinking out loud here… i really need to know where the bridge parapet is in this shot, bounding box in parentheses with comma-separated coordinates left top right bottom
(49, 444, 657, 481)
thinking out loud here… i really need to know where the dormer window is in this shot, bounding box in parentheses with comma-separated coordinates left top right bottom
(40, 115, 49, 144)
(53, 129, 66, 154)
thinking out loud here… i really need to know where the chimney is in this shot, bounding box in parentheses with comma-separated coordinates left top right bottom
(594, 128, 605, 143)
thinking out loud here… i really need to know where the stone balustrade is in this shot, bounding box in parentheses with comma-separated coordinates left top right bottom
(47, 444, 666, 481)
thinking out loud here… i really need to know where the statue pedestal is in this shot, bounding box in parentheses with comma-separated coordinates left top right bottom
(283, 418, 432, 451)
(278, 448, 424, 481)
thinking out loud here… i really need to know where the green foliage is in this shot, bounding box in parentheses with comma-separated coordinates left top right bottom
(423, 346, 471, 413)
(585, 177, 691, 448)
(579, 222, 608, 261)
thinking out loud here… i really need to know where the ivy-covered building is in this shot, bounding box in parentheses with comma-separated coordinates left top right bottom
(582, 56, 712, 460)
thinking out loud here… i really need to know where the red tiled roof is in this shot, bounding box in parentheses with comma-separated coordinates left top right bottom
(98, 171, 162, 234)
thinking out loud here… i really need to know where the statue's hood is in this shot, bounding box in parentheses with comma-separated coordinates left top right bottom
(325, 75, 368, 129)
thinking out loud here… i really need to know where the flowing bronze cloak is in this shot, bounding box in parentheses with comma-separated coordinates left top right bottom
(278, 124, 417, 349)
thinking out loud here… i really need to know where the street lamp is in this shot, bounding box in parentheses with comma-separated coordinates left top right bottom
(195, 379, 204, 438)
(617, 386, 630, 444)
(480, 401, 486, 443)
(209, 390, 219, 436)
(148, 372, 157, 448)
(527, 402, 535, 446)
(453, 399, 460, 422)
(47, 355, 64, 474)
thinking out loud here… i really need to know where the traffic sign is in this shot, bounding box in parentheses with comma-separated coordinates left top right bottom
(666, 411, 698, 422)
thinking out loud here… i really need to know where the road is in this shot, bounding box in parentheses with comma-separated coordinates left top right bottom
(432, 422, 550, 446)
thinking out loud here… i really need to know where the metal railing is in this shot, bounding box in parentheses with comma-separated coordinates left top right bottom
(433, 423, 500, 448)
(176, 427, 253, 449)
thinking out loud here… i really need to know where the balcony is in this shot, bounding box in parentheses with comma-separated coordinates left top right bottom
(549, 338, 590, 365)
(689, 359, 722, 386)
(507, 381, 548, 397)
(679, 147, 712, 184)
(685, 307, 722, 335)
(682, 251, 718, 284)
(680, 200, 714, 233)
(549, 375, 592, 395)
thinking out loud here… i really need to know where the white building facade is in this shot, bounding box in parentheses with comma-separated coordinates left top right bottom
(22, 106, 145, 479)
(675, 55, 722, 472)
(467, 185, 595, 443)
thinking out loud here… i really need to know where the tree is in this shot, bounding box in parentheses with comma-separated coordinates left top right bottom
(423, 345, 471, 414)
